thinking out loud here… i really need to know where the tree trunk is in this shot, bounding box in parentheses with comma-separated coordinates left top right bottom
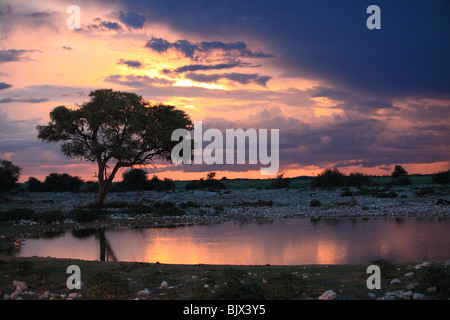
(95, 181, 108, 206)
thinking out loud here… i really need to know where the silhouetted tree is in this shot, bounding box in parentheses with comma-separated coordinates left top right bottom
(37, 89, 192, 205)
(0, 159, 21, 192)
(391, 165, 408, 181)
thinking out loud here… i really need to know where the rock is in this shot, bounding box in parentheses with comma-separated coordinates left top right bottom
(399, 291, 413, 299)
(10, 292, 19, 300)
(160, 281, 168, 288)
(406, 283, 419, 290)
(138, 288, 150, 296)
(318, 290, 337, 300)
(367, 292, 377, 299)
(390, 278, 401, 285)
(427, 286, 437, 292)
(421, 262, 432, 267)
(12, 280, 27, 293)
(191, 275, 197, 280)
(413, 293, 426, 300)
(68, 292, 82, 299)
(3, 294, 10, 300)
(404, 272, 414, 278)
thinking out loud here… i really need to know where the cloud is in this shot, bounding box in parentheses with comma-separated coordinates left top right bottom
(0, 49, 39, 63)
(0, 3, 12, 16)
(118, 11, 146, 29)
(145, 37, 274, 60)
(185, 72, 271, 87)
(0, 96, 49, 103)
(25, 11, 58, 19)
(117, 59, 142, 69)
(166, 62, 249, 74)
(0, 82, 12, 90)
(88, 19, 122, 31)
(104, 74, 174, 87)
(62, 46, 72, 50)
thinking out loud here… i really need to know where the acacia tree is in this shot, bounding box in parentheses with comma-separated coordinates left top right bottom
(37, 89, 192, 205)
(0, 159, 21, 192)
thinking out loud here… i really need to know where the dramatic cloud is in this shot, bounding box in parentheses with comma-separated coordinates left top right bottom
(104, 74, 174, 87)
(165, 62, 249, 74)
(118, 11, 146, 29)
(185, 72, 271, 87)
(145, 37, 274, 60)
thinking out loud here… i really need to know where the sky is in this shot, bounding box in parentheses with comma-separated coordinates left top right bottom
(0, 0, 449, 182)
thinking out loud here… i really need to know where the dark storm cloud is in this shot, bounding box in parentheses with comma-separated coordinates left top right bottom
(185, 72, 271, 87)
(145, 37, 273, 60)
(118, 11, 147, 29)
(125, 0, 450, 98)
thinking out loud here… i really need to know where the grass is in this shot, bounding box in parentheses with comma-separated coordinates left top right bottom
(0, 257, 448, 300)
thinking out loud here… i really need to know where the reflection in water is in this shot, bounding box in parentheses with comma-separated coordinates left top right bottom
(5, 218, 450, 265)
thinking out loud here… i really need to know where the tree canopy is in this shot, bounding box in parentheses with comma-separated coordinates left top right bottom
(37, 89, 192, 204)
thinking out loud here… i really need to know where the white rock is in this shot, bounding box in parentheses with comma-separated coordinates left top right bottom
(406, 283, 419, 290)
(390, 278, 401, 285)
(138, 288, 150, 296)
(318, 290, 337, 300)
(399, 291, 413, 299)
(204, 284, 209, 288)
(413, 293, 426, 300)
(421, 262, 432, 267)
(160, 281, 168, 288)
(404, 272, 414, 278)
(3, 294, 10, 300)
(191, 275, 197, 280)
(10, 292, 19, 300)
(12, 281, 27, 293)
(427, 286, 437, 292)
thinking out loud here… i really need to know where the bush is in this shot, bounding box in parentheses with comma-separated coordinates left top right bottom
(34, 210, 65, 224)
(26, 177, 47, 192)
(44, 173, 84, 192)
(313, 168, 346, 188)
(370, 259, 395, 278)
(310, 199, 322, 207)
(185, 172, 227, 191)
(0, 208, 35, 222)
(375, 191, 398, 198)
(153, 201, 185, 216)
(68, 208, 105, 222)
(347, 173, 373, 187)
(423, 265, 450, 292)
(264, 274, 308, 299)
(392, 165, 408, 180)
(268, 173, 291, 189)
(147, 175, 175, 191)
(432, 169, 450, 184)
(121, 168, 148, 191)
(0, 159, 21, 192)
(398, 176, 412, 185)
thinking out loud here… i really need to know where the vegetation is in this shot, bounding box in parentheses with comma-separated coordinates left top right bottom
(268, 173, 291, 189)
(37, 89, 192, 205)
(0, 159, 21, 192)
(432, 169, 450, 184)
(185, 172, 227, 191)
(312, 168, 373, 188)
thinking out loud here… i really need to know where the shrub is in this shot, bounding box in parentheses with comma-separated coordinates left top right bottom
(68, 208, 105, 222)
(0, 208, 35, 222)
(216, 268, 265, 300)
(26, 177, 47, 192)
(391, 165, 408, 180)
(79, 181, 99, 193)
(153, 201, 185, 216)
(375, 191, 398, 198)
(312, 168, 347, 188)
(147, 175, 175, 191)
(347, 172, 373, 187)
(185, 172, 227, 191)
(432, 169, 450, 184)
(43, 173, 84, 192)
(310, 199, 322, 207)
(0, 159, 21, 192)
(398, 176, 412, 185)
(34, 210, 65, 224)
(122, 168, 148, 191)
(268, 173, 291, 189)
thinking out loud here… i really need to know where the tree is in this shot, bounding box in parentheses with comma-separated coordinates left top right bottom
(391, 165, 408, 181)
(37, 89, 192, 205)
(0, 159, 21, 192)
(122, 168, 148, 191)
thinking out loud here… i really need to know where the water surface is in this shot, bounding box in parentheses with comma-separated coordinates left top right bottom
(6, 217, 450, 265)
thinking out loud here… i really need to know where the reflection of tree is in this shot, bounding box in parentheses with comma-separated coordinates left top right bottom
(72, 228, 117, 261)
